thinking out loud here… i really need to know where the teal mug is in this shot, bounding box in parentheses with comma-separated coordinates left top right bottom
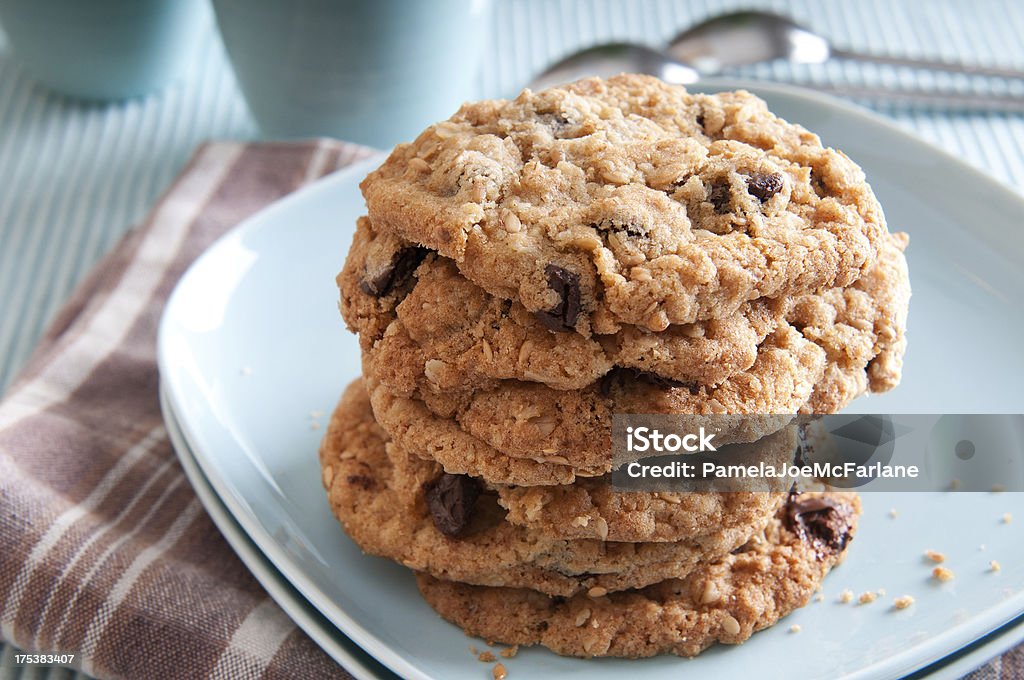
(0, 0, 206, 100)
(212, 0, 492, 148)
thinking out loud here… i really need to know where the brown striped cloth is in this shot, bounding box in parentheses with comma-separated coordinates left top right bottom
(0, 140, 375, 680)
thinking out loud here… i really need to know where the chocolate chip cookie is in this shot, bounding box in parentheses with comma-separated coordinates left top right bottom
(321, 380, 781, 596)
(360, 74, 888, 334)
(340, 216, 786, 391)
(416, 491, 860, 658)
(494, 466, 791, 543)
(359, 234, 907, 482)
(365, 373, 801, 487)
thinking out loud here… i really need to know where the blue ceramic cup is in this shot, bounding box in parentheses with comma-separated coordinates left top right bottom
(0, 0, 206, 100)
(212, 0, 492, 148)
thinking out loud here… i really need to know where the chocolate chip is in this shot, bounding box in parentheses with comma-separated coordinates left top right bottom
(593, 217, 647, 239)
(359, 247, 428, 297)
(708, 183, 731, 213)
(599, 367, 698, 396)
(784, 493, 854, 558)
(425, 473, 481, 537)
(346, 474, 375, 490)
(535, 264, 581, 333)
(745, 173, 784, 203)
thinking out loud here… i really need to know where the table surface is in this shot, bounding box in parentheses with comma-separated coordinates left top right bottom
(1, 0, 1022, 678)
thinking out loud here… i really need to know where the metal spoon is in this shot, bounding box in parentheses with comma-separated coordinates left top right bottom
(528, 43, 698, 92)
(666, 10, 1024, 80)
(528, 17, 1024, 112)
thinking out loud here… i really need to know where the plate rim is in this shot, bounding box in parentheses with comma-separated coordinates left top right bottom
(159, 384, 398, 680)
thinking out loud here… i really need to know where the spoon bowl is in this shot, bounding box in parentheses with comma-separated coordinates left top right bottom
(667, 10, 830, 74)
(528, 42, 698, 91)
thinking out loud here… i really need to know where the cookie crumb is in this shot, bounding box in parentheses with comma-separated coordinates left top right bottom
(478, 651, 496, 662)
(814, 593, 825, 603)
(1002, 513, 1013, 524)
(492, 662, 508, 680)
(888, 508, 898, 519)
(932, 566, 955, 582)
(500, 645, 519, 659)
(587, 586, 608, 598)
(924, 550, 945, 563)
(990, 560, 1002, 572)
(893, 596, 914, 610)
(839, 589, 854, 603)
(789, 624, 802, 634)
(309, 410, 323, 418)
(858, 591, 878, 604)
(948, 479, 961, 491)
(469, 645, 479, 656)
(878, 588, 887, 597)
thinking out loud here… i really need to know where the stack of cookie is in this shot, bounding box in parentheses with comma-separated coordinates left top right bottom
(320, 75, 910, 658)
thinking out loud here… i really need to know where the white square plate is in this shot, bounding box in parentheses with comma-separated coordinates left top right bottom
(158, 80, 1024, 679)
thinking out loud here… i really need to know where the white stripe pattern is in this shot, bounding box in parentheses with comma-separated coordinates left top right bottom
(78, 499, 204, 676)
(208, 599, 297, 679)
(42, 471, 187, 650)
(0, 425, 167, 642)
(0, 142, 243, 431)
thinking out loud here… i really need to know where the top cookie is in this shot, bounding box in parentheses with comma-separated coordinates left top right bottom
(360, 74, 888, 334)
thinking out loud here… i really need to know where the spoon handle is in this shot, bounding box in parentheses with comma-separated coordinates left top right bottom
(829, 48, 1024, 81)
(812, 83, 1024, 113)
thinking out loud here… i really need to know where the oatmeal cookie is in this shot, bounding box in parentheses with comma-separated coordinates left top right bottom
(416, 491, 860, 658)
(321, 380, 777, 596)
(360, 74, 888, 333)
(362, 234, 908, 471)
(340, 216, 784, 390)
(366, 372, 801, 486)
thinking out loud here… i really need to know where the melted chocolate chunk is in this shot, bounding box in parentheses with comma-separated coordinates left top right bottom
(784, 493, 854, 558)
(708, 183, 731, 213)
(599, 367, 699, 397)
(535, 264, 581, 332)
(425, 473, 481, 537)
(745, 173, 784, 203)
(359, 247, 428, 297)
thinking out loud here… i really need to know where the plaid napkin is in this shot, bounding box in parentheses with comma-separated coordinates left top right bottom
(0, 140, 374, 680)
